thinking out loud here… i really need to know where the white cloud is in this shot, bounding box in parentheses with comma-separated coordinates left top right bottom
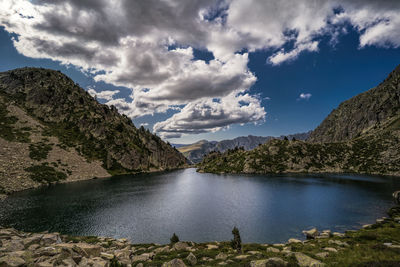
(153, 91, 266, 139)
(88, 88, 120, 101)
(1, 0, 400, 138)
(298, 93, 312, 101)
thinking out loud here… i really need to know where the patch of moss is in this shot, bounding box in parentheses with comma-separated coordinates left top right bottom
(25, 163, 67, 183)
(0, 101, 30, 143)
(29, 142, 52, 161)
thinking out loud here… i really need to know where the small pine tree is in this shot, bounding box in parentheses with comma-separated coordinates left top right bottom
(292, 137, 296, 141)
(170, 233, 179, 243)
(231, 227, 242, 253)
(109, 256, 123, 267)
(284, 136, 289, 141)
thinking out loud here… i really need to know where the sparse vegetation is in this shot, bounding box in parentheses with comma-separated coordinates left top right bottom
(231, 227, 242, 253)
(25, 163, 67, 183)
(170, 233, 180, 244)
(29, 142, 52, 160)
(0, 99, 30, 143)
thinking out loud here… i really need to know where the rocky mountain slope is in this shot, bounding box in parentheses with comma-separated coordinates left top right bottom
(198, 65, 400, 176)
(178, 132, 310, 163)
(308, 65, 400, 143)
(0, 67, 187, 196)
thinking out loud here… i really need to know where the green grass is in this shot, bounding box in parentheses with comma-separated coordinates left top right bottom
(25, 163, 67, 183)
(29, 142, 53, 160)
(0, 100, 30, 143)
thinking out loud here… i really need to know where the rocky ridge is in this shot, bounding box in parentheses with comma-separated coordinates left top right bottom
(0, 67, 187, 196)
(1, 205, 400, 266)
(197, 65, 400, 176)
(178, 132, 310, 164)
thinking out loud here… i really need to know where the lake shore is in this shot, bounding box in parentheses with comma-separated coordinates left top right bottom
(1, 206, 399, 267)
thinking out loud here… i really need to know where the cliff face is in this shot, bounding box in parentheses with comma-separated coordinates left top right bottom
(0, 67, 187, 195)
(198, 65, 400, 176)
(308, 65, 400, 143)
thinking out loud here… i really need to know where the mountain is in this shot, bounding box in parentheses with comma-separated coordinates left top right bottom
(178, 133, 310, 163)
(197, 65, 400, 176)
(0, 67, 187, 195)
(308, 65, 400, 143)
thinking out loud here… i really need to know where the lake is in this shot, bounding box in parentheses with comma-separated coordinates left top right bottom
(0, 168, 399, 244)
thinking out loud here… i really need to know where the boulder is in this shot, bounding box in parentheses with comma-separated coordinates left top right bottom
(22, 235, 43, 248)
(186, 252, 197, 266)
(267, 247, 280, 253)
(100, 252, 114, 260)
(41, 233, 61, 246)
(173, 242, 190, 251)
(1, 240, 24, 252)
(288, 238, 302, 244)
(303, 228, 319, 239)
(235, 255, 249, 260)
(393, 190, 400, 204)
(332, 232, 345, 238)
(74, 243, 101, 257)
(250, 257, 288, 267)
(154, 246, 170, 253)
(161, 258, 187, 267)
(215, 253, 228, 260)
(0, 254, 26, 267)
(132, 253, 154, 262)
(206, 244, 218, 249)
(315, 252, 329, 259)
(294, 252, 325, 267)
(323, 247, 337, 253)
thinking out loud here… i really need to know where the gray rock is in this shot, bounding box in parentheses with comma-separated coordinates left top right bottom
(288, 238, 302, 244)
(267, 247, 280, 253)
(0, 254, 26, 267)
(173, 242, 190, 251)
(303, 228, 319, 239)
(315, 252, 329, 259)
(186, 252, 197, 266)
(215, 252, 228, 260)
(162, 258, 187, 267)
(41, 233, 61, 246)
(250, 257, 288, 267)
(294, 252, 325, 267)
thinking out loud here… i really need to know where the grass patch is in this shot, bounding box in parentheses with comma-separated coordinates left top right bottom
(0, 101, 30, 143)
(29, 142, 52, 160)
(25, 163, 67, 183)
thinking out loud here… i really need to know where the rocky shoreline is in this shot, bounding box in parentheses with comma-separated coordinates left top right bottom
(1, 205, 400, 267)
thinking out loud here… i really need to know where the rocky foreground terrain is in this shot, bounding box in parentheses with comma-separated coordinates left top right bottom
(0, 67, 187, 197)
(198, 65, 400, 176)
(1, 205, 400, 267)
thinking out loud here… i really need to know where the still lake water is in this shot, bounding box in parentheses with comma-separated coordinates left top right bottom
(0, 168, 399, 244)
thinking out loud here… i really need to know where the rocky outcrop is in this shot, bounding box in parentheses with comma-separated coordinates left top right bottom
(0, 67, 187, 195)
(197, 65, 400, 177)
(308, 64, 400, 143)
(178, 132, 310, 163)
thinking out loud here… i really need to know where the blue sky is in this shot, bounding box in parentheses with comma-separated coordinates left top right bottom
(1, 1, 400, 144)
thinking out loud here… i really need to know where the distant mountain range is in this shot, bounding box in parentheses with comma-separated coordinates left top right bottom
(198, 64, 400, 176)
(175, 132, 310, 163)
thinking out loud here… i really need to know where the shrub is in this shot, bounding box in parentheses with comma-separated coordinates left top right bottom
(170, 233, 179, 244)
(25, 164, 67, 183)
(231, 227, 242, 253)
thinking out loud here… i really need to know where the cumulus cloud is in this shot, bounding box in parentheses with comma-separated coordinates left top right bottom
(88, 88, 120, 101)
(298, 93, 312, 101)
(153, 91, 266, 139)
(1, 0, 400, 138)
